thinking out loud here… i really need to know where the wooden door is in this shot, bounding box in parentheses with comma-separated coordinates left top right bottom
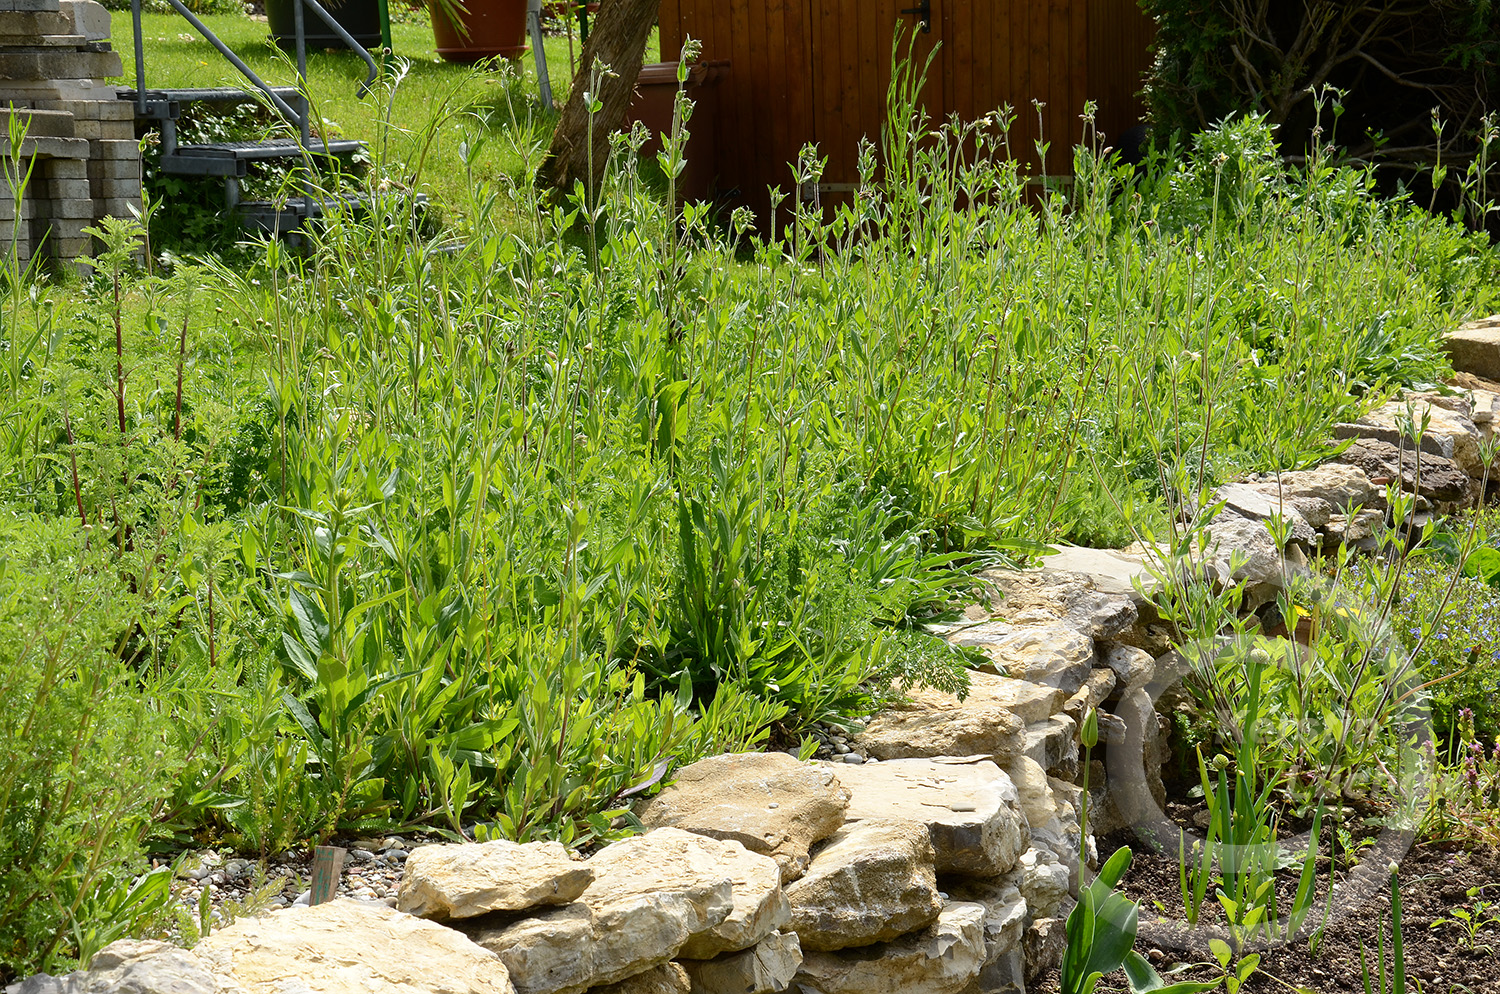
(809, 0, 942, 194)
(660, 0, 817, 220)
(941, 0, 1090, 177)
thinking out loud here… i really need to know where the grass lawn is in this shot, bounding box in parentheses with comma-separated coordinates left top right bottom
(111, 11, 661, 219)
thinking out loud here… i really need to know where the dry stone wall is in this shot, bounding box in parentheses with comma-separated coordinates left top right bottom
(19, 322, 1500, 994)
(1, 0, 141, 273)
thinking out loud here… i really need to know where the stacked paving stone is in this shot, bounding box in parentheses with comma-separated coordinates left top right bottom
(1, 0, 140, 273)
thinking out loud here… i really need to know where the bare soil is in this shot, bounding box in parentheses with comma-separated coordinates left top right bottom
(1031, 771, 1500, 994)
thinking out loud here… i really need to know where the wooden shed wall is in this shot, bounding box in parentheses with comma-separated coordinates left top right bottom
(658, 0, 1156, 216)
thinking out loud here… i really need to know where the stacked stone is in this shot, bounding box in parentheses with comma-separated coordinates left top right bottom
(0, 0, 141, 273)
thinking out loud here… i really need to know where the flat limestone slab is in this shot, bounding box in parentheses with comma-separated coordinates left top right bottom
(1446, 317, 1500, 382)
(793, 900, 989, 994)
(944, 621, 1095, 693)
(852, 669, 1041, 762)
(681, 930, 802, 994)
(397, 839, 593, 920)
(635, 752, 850, 883)
(785, 819, 942, 951)
(197, 899, 518, 994)
(1335, 398, 1484, 478)
(828, 758, 1027, 878)
(980, 565, 1138, 640)
(1035, 544, 1162, 604)
(468, 830, 738, 994)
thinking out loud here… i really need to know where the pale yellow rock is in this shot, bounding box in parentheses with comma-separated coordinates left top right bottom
(673, 835, 789, 959)
(1001, 756, 1061, 835)
(1000, 847, 1070, 920)
(1061, 668, 1117, 723)
(944, 623, 1095, 694)
(831, 759, 1028, 878)
(1100, 643, 1154, 689)
(792, 901, 988, 994)
(853, 669, 1057, 763)
(466, 904, 594, 994)
(196, 899, 517, 994)
(14, 941, 216, 994)
(1337, 398, 1485, 478)
(468, 830, 735, 994)
(590, 963, 691, 994)
(1247, 463, 1383, 516)
(636, 753, 849, 883)
(980, 568, 1137, 640)
(1445, 317, 1500, 382)
(397, 839, 593, 920)
(785, 819, 942, 952)
(944, 880, 1028, 961)
(680, 930, 803, 994)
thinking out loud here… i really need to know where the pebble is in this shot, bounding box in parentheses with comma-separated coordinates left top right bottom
(839, 753, 864, 764)
(156, 833, 427, 941)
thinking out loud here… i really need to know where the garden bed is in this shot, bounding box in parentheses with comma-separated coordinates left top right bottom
(1098, 830, 1500, 994)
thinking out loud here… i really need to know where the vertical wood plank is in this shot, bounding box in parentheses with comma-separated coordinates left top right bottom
(310, 846, 345, 905)
(1069, 0, 1086, 152)
(781, 0, 811, 206)
(1012, 0, 1030, 166)
(1029, 0, 1048, 173)
(1048, 0, 1067, 172)
(950, 0, 970, 120)
(1087, 0, 1154, 149)
(812, 0, 835, 205)
(729, 0, 753, 203)
(659, 0, 681, 58)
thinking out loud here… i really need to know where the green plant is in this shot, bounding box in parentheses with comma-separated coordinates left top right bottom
(1061, 847, 1219, 994)
(4, 22, 1499, 904)
(1140, 1, 1500, 221)
(0, 520, 183, 979)
(1428, 886, 1500, 953)
(1177, 814, 1217, 927)
(1360, 866, 1410, 994)
(62, 866, 175, 973)
(1205, 939, 1260, 994)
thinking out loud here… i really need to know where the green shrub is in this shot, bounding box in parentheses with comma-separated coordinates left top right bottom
(0, 517, 181, 980)
(3, 50, 1499, 862)
(1140, 1, 1500, 220)
(1343, 541, 1500, 749)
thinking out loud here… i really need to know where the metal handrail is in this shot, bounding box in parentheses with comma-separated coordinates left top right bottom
(128, 0, 379, 147)
(298, 0, 381, 99)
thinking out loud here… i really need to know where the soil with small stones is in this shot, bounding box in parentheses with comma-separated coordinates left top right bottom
(159, 833, 429, 939)
(1030, 773, 1500, 994)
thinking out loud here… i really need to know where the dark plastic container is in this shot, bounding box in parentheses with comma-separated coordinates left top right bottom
(266, 0, 382, 51)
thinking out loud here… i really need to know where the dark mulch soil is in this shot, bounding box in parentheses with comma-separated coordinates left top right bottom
(1096, 833, 1500, 994)
(1032, 771, 1500, 994)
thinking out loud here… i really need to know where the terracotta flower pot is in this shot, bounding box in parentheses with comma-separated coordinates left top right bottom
(430, 0, 529, 63)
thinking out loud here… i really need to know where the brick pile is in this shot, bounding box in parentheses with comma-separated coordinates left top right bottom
(1, 0, 142, 274)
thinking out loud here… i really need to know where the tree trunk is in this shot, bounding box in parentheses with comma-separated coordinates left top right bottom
(536, 0, 659, 201)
